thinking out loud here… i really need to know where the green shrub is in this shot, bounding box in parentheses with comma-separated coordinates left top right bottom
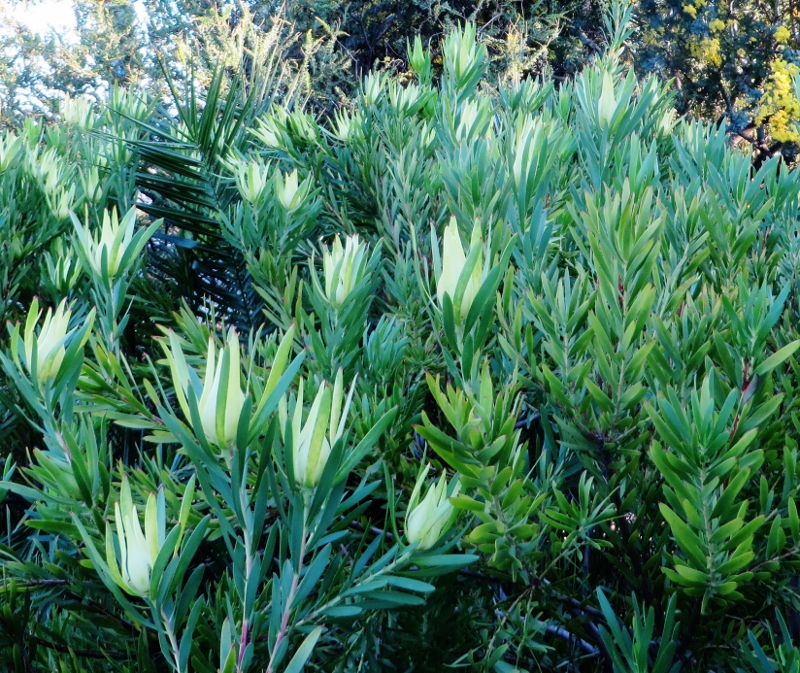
(3, 3, 800, 671)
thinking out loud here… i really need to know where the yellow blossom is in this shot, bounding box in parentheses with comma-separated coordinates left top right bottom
(775, 25, 792, 44)
(755, 58, 800, 143)
(689, 37, 722, 67)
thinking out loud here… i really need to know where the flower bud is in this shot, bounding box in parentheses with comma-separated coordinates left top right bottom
(282, 370, 352, 490)
(363, 72, 385, 106)
(321, 234, 368, 308)
(0, 132, 22, 173)
(74, 208, 137, 279)
(275, 169, 309, 211)
(288, 110, 318, 144)
(196, 327, 246, 447)
(388, 81, 423, 115)
(408, 35, 431, 83)
(254, 109, 286, 148)
(106, 476, 165, 597)
(235, 159, 270, 204)
(30, 147, 64, 196)
(405, 464, 459, 550)
(23, 298, 71, 385)
(49, 184, 76, 220)
(455, 100, 481, 142)
(442, 22, 484, 85)
(61, 94, 95, 130)
(333, 108, 362, 143)
(162, 325, 299, 450)
(435, 216, 484, 320)
(80, 165, 102, 204)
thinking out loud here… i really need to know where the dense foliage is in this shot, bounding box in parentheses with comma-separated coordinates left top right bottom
(3, 2, 800, 672)
(5, 0, 800, 152)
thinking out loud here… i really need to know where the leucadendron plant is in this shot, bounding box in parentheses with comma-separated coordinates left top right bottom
(4, 3, 800, 671)
(1, 243, 473, 673)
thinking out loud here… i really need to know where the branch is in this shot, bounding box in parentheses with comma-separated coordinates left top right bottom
(31, 636, 128, 661)
(543, 623, 600, 656)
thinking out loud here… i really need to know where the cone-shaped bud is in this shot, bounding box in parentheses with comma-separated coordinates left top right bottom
(405, 464, 460, 550)
(283, 370, 352, 489)
(73, 208, 141, 280)
(162, 327, 246, 447)
(23, 298, 71, 385)
(363, 72, 385, 105)
(196, 328, 246, 447)
(254, 109, 283, 148)
(107, 477, 165, 597)
(408, 35, 431, 83)
(235, 160, 270, 204)
(46, 242, 82, 296)
(275, 169, 309, 211)
(333, 108, 362, 142)
(435, 216, 484, 320)
(288, 110, 318, 144)
(321, 234, 367, 308)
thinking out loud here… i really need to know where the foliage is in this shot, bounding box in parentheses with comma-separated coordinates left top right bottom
(0, 86, 153, 457)
(8, 0, 800, 153)
(3, 3, 800, 672)
(0, 1, 325, 126)
(0, 0, 607, 125)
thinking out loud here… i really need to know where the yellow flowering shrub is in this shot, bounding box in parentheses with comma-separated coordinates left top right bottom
(755, 58, 800, 143)
(637, 0, 800, 153)
(689, 36, 723, 67)
(775, 25, 792, 43)
(709, 18, 726, 32)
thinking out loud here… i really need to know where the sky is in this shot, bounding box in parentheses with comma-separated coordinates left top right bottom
(2, 0, 151, 113)
(5, 0, 149, 39)
(8, 0, 78, 37)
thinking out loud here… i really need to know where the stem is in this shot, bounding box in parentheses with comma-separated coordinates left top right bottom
(265, 503, 309, 673)
(485, 587, 534, 660)
(156, 603, 183, 673)
(237, 534, 253, 673)
(491, 493, 529, 578)
(297, 551, 409, 627)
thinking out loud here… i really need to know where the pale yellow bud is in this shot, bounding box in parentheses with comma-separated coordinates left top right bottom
(107, 477, 165, 597)
(321, 234, 368, 308)
(23, 298, 70, 385)
(235, 160, 270, 204)
(287, 371, 351, 490)
(436, 217, 483, 320)
(197, 328, 246, 447)
(405, 465, 459, 550)
(74, 208, 138, 279)
(275, 169, 307, 211)
(363, 72, 385, 105)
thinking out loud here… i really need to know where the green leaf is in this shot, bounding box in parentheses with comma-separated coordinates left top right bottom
(450, 494, 487, 513)
(283, 626, 323, 673)
(319, 605, 362, 618)
(754, 340, 800, 376)
(789, 497, 799, 543)
(336, 407, 398, 480)
(659, 504, 707, 569)
(385, 576, 435, 593)
(412, 554, 479, 568)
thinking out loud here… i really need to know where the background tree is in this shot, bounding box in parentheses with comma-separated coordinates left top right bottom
(633, 0, 800, 153)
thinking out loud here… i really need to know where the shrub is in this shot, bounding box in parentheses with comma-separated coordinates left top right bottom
(2, 3, 800, 671)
